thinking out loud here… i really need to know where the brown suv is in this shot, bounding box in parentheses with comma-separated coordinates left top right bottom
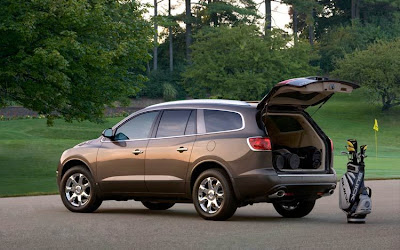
(57, 77, 359, 220)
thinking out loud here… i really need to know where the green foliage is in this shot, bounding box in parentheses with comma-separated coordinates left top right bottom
(361, 0, 400, 24)
(139, 69, 186, 100)
(332, 39, 400, 111)
(0, 0, 153, 125)
(162, 83, 178, 101)
(283, 0, 322, 33)
(194, 0, 259, 27)
(183, 25, 318, 100)
(317, 22, 399, 73)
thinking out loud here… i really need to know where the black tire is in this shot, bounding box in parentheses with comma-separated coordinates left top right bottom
(60, 166, 102, 213)
(192, 169, 237, 221)
(273, 200, 316, 218)
(141, 201, 175, 210)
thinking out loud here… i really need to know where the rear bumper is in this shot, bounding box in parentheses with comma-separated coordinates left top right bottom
(233, 168, 337, 201)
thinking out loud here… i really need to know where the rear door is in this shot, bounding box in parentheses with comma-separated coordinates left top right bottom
(257, 77, 359, 111)
(145, 109, 197, 194)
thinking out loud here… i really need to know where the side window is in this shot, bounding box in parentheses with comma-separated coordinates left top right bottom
(156, 110, 192, 138)
(204, 110, 242, 133)
(185, 110, 197, 135)
(114, 111, 159, 140)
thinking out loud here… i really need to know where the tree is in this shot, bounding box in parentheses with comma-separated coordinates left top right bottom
(194, 0, 258, 27)
(168, 0, 173, 72)
(351, 0, 360, 21)
(318, 22, 399, 73)
(314, 0, 400, 41)
(153, 0, 159, 71)
(265, 0, 272, 33)
(332, 40, 400, 111)
(284, 0, 320, 45)
(185, 0, 192, 62)
(183, 25, 318, 100)
(0, 0, 153, 125)
(313, 0, 351, 41)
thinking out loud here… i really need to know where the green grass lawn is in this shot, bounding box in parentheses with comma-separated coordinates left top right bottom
(0, 91, 399, 197)
(0, 117, 121, 197)
(309, 90, 400, 179)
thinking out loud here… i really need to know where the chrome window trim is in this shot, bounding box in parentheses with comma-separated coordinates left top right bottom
(100, 108, 245, 143)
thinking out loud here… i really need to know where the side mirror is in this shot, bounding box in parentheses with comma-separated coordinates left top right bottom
(102, 128, 114, 138)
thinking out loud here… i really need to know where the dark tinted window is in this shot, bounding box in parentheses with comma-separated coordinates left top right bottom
(185, 110, 197, 135)
(204, 110, 242, 133)
(115, 111, 159, 140)
(270, 116, 303, 132)
(156, 110, 192, 138)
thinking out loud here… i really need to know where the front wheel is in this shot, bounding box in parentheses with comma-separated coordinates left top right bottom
(192, 169, 237, 221)
(273, 200, 316, 218)
(60, 166, 102, 213)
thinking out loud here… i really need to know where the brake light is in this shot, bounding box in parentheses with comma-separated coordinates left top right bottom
(248, 137, 272, 151)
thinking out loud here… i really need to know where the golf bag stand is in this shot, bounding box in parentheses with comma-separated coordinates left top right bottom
(339, 139, 372, 223)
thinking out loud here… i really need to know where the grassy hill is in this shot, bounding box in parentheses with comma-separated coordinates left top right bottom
(0, 91, 399, 196)
(309, 90, 400, 180)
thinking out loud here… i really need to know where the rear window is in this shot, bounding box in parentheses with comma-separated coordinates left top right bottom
(204, 110, 242, 133)
(156, 110, 192, 137)
(269, 116, 303, 132)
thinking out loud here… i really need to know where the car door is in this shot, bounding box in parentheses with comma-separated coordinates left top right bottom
(145, 109, 196, 194)
(97, 111, 160, 193)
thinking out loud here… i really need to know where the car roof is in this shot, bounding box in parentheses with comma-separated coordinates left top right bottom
(146, 99, 253, 109)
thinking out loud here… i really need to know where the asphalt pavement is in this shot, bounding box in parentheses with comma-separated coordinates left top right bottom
(0, 180, 399, 249)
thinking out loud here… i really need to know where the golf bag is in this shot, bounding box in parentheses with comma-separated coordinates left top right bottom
(339, 139, 372, 223)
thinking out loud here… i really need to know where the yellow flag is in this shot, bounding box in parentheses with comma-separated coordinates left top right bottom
(373, 119, 379, 132)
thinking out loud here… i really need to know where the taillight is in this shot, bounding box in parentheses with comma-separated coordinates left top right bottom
(247, 137, 272, 151)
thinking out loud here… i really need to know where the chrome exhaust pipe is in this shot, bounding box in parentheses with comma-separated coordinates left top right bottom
(268, 190, 285, 199)
(320, 189, 335, 197)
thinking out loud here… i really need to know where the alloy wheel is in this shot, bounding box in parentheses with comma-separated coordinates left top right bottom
(65, 173, 91, 207)
(197, 177, 224, 214)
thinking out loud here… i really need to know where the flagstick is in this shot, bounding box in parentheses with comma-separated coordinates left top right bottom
(375, 130, 378, 159)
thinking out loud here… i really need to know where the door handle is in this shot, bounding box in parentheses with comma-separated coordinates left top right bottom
(176, 147, 188, 153)
(132, 149, 144, 155)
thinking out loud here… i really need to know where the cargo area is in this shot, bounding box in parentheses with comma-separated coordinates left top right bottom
(263, 113, 327, 172)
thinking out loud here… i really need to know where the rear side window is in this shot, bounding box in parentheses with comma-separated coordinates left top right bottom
(204, 110, 242, 133)
(156, 110, 192, 137)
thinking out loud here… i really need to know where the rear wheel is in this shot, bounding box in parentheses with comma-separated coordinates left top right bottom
(60, 166, 102, 213)
(192, 169, 237, 221)
(141, 201, 175, 210)
(273, 200, 315, 218)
